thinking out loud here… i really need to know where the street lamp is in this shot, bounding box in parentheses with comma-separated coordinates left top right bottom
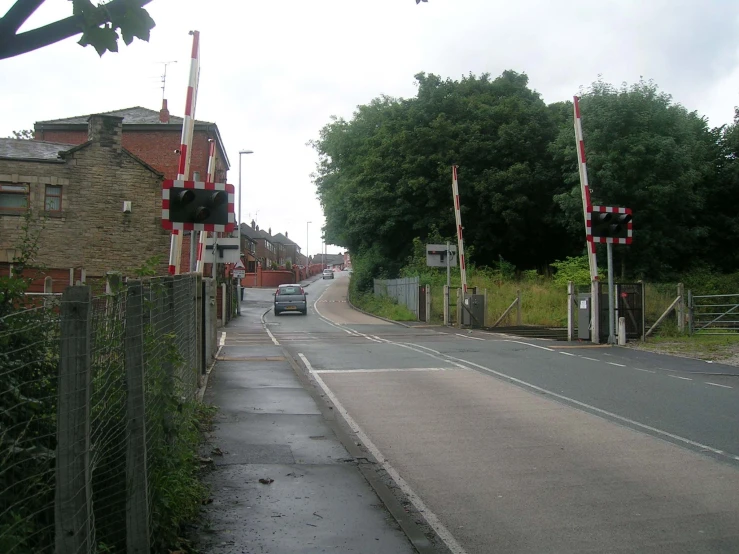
(237, 150, 253, 308)
(306, 221, 312, 276)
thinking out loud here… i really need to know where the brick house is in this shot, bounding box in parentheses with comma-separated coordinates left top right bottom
(239, 223, 258, 273)
(245, 221, 281, 269)
(271, 232, 303, 266)
(33, 102, 231, 272)
(0, 115, 169, 290)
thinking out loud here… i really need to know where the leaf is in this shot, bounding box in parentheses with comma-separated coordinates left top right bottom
(78, 23, 119, 56)
(116, 6, 156, 45)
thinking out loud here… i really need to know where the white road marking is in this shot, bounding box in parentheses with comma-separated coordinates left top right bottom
(259, 309, 281, 345)
(298, 353, 469, 554)
(506, 340, 554, 352)
(705, 382, 733, 389)
(632, 368, 656, 374)
(455, 333, 486, 341)
(607, 362, 626, 367)
(383, 343, 730, 459)
(219, 332, 226, 347)
(581, 357, 600, 362)
(315, 367, 461, 374)
(559, 352, 576, 357)
(667, 375, 693, 381)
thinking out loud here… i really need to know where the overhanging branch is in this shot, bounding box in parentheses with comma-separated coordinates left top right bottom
(0, 0, 153, 60)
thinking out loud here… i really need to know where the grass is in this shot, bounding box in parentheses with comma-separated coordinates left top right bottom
(351, 291, 418, 321)
(628, 333, 739, 364)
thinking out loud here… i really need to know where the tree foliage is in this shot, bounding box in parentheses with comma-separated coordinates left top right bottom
(313, 71, 739, 287)
(0, 0, 155, 60)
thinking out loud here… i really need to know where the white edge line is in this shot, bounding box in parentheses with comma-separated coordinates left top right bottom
(392, 343, 729, 458)
(606, 362, 626, 367)
(705, 382, 733, 389)
(259, 309, 280, 345)
(581, 356, 600, 362)
(667, 374, 692, 381)
(219, 331, 226, 347)
(559, 352, 576, 357)
(632, 368, 656, 374)
(505, 339, 554, 352)
(315, 367, 459, 374)
(298, 353, 469, 554)
(455, 333, 486, 341)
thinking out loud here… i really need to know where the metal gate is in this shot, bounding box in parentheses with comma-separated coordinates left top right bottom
(419, 285, 427, 322)
(598, 282, 644, 341)
(690, 293, 739, 334)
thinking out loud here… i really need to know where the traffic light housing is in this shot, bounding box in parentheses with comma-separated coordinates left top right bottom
(162, 180, 235, 232)
(587, 206, 632, 244)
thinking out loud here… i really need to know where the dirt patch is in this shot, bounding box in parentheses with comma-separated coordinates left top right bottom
(626, 337, 739, 367)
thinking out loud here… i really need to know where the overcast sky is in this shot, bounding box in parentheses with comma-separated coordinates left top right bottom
(2, 0, 738, 256)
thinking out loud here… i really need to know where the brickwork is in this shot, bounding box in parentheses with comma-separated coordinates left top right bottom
(0, 115, 170, 277)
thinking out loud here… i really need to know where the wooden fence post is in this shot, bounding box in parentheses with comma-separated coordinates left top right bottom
(677, 283, 685, 333)
(56, 286, 93, 554)
(516, 289, 522, 325)
(124, 281, 150, 553)
(567, 281, 575, 341)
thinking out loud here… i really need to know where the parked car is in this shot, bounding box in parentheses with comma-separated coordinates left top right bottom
(273, 284, 308, 315)
(322, 269, 334, 279)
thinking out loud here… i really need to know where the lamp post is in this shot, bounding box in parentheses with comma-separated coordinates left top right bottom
(237, 150, 254, 308)
(306, 221, 312, 276)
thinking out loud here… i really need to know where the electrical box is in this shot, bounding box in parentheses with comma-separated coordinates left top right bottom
(426, 244, 457, 267)
(462, 294, 485, 327)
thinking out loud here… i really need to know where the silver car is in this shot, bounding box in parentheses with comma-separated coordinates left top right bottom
(322, 269, 334, 279)
(273, 284, 308, 315)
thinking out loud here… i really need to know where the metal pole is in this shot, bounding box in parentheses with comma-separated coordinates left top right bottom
(446, 241, 451, 325)
(306, 221, 311, 276)
(607, 241, 616, 344)
(237, 155, 242, 307)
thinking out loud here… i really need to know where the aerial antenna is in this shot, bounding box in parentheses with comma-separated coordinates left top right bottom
(160, 60, 178, 99)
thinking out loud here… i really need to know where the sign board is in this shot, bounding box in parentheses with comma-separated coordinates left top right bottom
(426, 244, 458, 267)
(202, 236, 241, 264)
(232, 270, 246, 279)
(234, 259, 246, 270)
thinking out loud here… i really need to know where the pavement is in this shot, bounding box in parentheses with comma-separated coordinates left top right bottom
(194, 275, 426, 554)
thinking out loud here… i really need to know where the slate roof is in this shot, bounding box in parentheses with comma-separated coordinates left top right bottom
(36, 106, 214, 126)
(271, 233, 300, 248)
(0, 138, 75, 161)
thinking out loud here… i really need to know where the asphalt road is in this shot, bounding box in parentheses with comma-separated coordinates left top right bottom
(259, 272, 739, 553)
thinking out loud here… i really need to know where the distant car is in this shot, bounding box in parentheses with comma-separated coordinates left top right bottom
(322, 269, 334, 279)
(273, 284, 308, 315)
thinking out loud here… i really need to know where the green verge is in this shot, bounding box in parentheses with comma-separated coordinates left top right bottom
(350, 291, 418, 322)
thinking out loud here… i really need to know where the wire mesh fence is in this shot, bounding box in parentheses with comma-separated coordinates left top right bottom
(0, 273, 212, 554)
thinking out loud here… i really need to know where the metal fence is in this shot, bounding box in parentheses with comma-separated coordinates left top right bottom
(689, 293, 739, 335)
(0, 274, 213, 554)
(373, 277, 419, 318)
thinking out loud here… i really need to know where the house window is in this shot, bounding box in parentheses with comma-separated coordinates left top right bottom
(44, 276, 53, 293)
(45, 185, 62, 212)
(0, 183, 29, 211)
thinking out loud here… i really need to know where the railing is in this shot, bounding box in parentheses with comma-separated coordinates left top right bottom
(690, 293, 739, 335)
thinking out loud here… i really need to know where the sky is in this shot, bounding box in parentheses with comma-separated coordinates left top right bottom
(2, 0, 738, 257)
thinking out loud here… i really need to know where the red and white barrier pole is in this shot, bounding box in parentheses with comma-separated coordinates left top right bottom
(195, 139, 216, 273)
(169, 30, 201, 275)
(451, 165, 467, 294)
(574, 96, 598, 281)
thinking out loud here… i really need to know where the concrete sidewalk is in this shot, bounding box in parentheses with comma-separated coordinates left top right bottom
(193, 285, 420, 553)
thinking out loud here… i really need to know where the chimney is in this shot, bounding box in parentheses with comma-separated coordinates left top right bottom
(251, 219, 256, 229)
(87, 114, 123, 152)
(285, 231, 289, 238)
(256, 225, 260, 232)
(268, 227, 272, 236)
(159, 99, 170, 123)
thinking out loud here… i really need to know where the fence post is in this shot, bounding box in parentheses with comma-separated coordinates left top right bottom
(426, 285, 431, 323)
(687, 289, 693, 335)
(163, 277, 175, 441)
(56, 286, 93, 554)
(677, 283, 685, 333)
(124, 281, 150, 553)
(456, 288, 462, 328)
(443, 285, 449, 326)
(516, 289, 522, 326)
(567, 281, 575, 341)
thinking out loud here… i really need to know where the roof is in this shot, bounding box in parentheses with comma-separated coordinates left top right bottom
(271, 233, 300, 248)
(0, 138, 76, 161)
(35, 106, 214, 126)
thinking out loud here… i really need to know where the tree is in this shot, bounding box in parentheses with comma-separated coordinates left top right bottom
(0, 0, 155, 60)
(550, 79, 722, 279)
(8, 129, 33, 139)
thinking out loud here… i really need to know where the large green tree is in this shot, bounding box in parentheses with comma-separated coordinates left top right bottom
(312, 71, 571, 280)
(551, 79, 724, 278)
(0, 0, 155, 60)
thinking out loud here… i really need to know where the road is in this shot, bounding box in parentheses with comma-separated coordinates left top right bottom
(254, 272, 739, 553)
